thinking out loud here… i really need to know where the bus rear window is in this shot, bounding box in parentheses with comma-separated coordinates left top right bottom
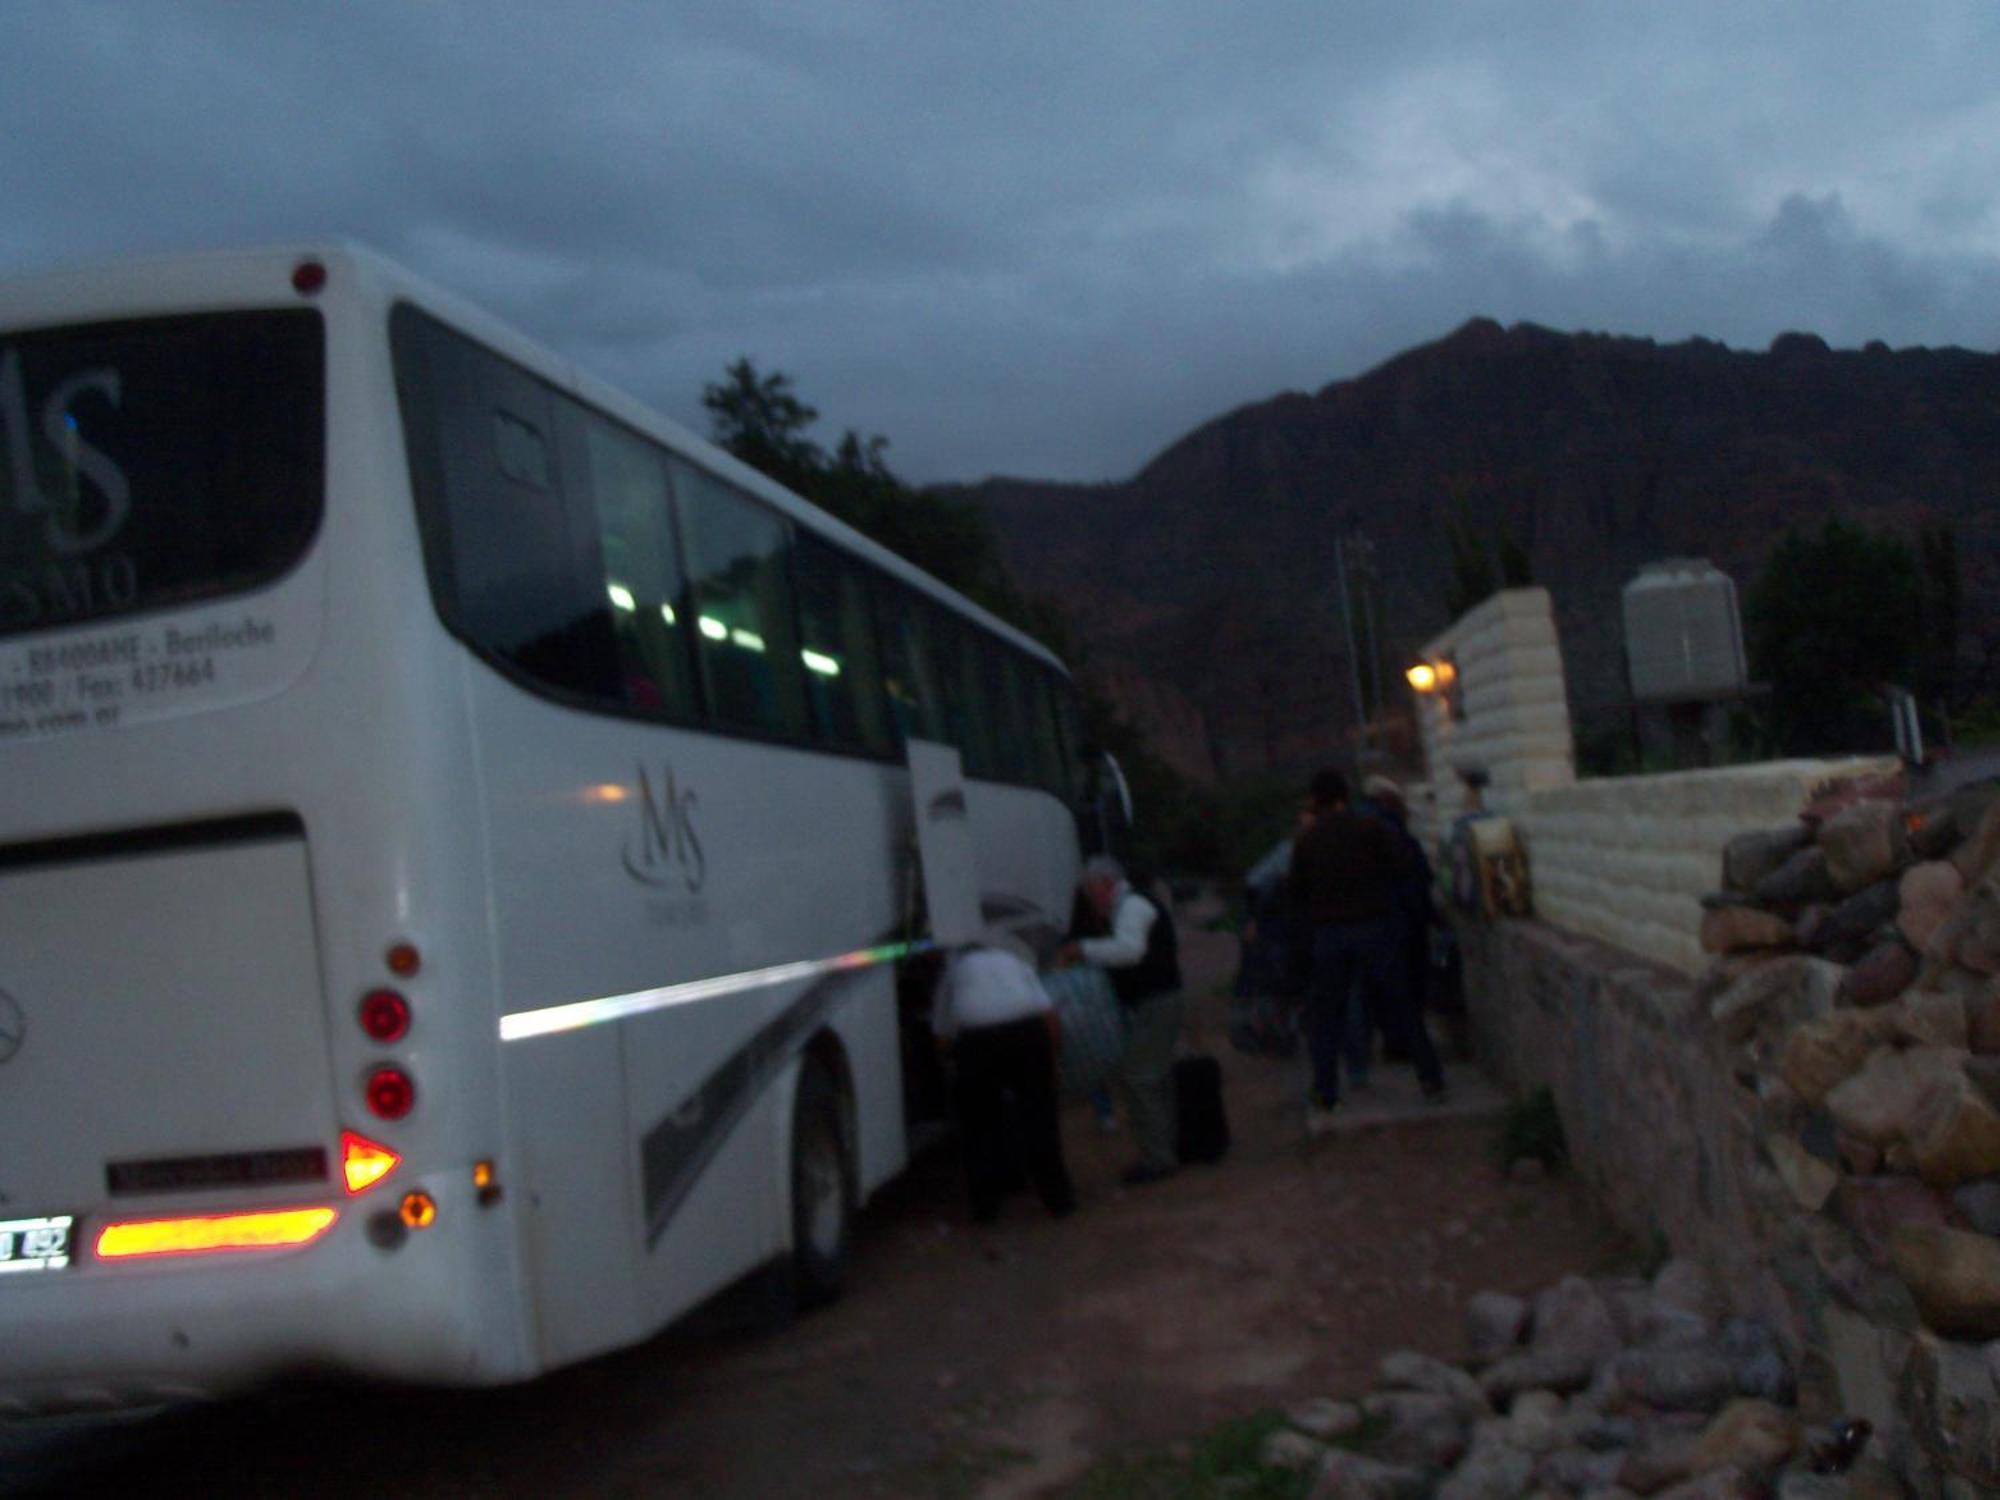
(0, 310, 324, 638)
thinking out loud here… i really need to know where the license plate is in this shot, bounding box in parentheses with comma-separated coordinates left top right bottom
(0, 1216, 74, 1273)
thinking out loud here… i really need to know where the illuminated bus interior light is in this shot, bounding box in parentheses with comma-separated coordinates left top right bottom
(698, 616, 728, 641)
(499, 938, 935, 1042)
(801, 649, 842, 677)
(342, 1131, 401, 1194)
(96, 1207, 337, 1260)
(659, 604, 677, 625)
(730, 629, 766, 653)
(606, 582, 637, 612)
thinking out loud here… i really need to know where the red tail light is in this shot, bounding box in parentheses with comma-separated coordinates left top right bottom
(97, 1207, 336, 1260)
(358, 989, 411, 1043)
(341, 1131, 401, 1194)
(365, 1067, 416, 1121)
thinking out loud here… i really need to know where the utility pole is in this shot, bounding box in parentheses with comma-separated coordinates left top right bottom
(1353, 534, 1385, 717)
(1334, 530, 1368, 749)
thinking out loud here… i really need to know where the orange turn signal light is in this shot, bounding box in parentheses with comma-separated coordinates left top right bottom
(342, 1130, 401, 1195)
(96, 1207, 337, 1260)
(399, 1191, 438, 1230)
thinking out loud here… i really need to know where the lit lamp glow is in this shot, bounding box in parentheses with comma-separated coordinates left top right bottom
(1405, 662, 1439, 693)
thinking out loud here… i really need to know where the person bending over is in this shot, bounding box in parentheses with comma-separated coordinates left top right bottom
(932, 930, 1076, 1223)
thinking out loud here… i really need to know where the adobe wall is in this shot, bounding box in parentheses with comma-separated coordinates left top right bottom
(1404, 586, 1887, 976)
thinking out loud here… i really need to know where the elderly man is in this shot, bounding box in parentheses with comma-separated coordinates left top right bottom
(1061, 855, 1182, 1185)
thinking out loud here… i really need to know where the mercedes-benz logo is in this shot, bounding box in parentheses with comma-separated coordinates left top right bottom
(0, 989, 23, 1066)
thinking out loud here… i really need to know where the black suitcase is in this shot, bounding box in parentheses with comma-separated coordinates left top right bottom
(1173, 1054, 1230, 1164)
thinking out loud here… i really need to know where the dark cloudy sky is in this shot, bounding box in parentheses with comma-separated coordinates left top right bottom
(6, 2, 1998, 482)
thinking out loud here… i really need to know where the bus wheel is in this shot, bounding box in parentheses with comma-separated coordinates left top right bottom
(790, 1058, 853, 1306)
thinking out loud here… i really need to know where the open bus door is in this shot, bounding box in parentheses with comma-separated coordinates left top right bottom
(896, 740, 978, 1136)
(1080, 750, 1134, 863)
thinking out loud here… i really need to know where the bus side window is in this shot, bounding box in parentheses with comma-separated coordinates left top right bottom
(1049, 673, 1085, 803)
(981, 642, 1031, 784)
(395, 310, 619, 703)
(1032, 671, 1069, 795)
(931, 610, 996, 778)
(557, 404, 700, 720)
(673, 459, 811, 743)
(792, 535, 893, 754)
(875, 584, 943, 745)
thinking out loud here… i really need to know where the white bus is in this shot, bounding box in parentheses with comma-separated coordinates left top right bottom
(0, 245, 1091, 1411)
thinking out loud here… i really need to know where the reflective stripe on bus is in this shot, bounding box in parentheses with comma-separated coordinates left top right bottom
(497, 938, 935, 1042)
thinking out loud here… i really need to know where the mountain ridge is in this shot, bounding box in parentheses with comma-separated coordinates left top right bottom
(949, 318, 2000, 782)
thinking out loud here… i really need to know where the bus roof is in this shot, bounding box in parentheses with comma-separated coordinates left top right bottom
(0, 242, 1068, 676)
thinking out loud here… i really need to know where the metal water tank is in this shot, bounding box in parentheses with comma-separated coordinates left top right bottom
(1622, 559, 1748, 702)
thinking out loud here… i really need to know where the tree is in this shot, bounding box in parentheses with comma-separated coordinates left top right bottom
(702, 358, 823, 489)
(1746, 519, 1923, 755)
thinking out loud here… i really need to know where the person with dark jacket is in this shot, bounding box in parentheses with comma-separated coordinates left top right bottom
(1360, 774, 1438, 1062)
(1289, 770, 1445, 1131)
(1060, 855, 1183, 1184)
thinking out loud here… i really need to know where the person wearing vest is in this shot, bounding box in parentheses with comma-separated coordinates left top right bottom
(1061, 854, 1183, 1184)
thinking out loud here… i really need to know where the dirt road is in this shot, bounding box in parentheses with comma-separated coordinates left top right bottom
(3, 912, 1621, 1499)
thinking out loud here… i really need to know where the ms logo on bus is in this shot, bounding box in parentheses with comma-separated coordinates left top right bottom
(2, 350, 132, 555)
(622, 763, 705, 893)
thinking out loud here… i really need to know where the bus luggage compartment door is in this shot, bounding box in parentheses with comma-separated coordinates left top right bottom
(0, 829, 338, 1243)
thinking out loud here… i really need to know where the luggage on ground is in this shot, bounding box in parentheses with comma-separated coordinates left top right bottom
(1173, 1053, 1230, 1164)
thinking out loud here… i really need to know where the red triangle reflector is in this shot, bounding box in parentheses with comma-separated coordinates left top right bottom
(341, 1130, 400, 1195)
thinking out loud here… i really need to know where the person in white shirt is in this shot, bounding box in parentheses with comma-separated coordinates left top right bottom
(931, 930, 1076, 1223)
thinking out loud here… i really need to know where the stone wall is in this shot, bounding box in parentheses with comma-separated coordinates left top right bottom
(1461, 763, 2000, 1497)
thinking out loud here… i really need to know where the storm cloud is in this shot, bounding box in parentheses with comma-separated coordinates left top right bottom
(5, 1, 1998, 480)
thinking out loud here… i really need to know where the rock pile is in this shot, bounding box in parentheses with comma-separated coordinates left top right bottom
(1682, 770, 2000, 1492)
(1260, 1263, 1881, 1499)
(1697, 776, 2000, 1342)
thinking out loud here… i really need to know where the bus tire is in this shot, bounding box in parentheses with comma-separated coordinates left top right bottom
(789, 1057, 853, 1307)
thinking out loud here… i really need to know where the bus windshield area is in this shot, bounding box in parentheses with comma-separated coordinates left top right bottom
(0, 309, 324, 639)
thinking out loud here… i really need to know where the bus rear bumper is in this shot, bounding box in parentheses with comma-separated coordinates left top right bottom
(0, 1182, 530, 1413)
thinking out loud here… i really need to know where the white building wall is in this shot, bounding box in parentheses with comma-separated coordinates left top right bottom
(1405, 587, 1889, 977)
